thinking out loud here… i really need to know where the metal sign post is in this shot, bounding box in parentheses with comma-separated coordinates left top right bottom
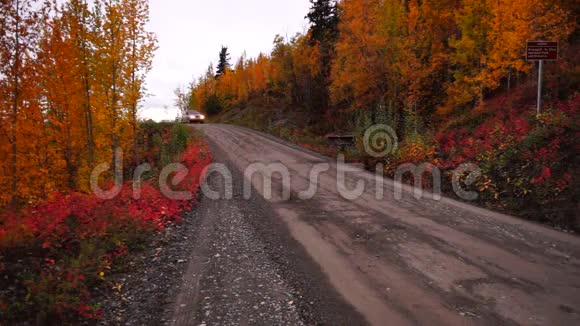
(526, 41, 558, 115)
(537, 60, 543, 115)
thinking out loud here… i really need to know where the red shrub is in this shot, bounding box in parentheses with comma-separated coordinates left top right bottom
(0, 137, 212, 323)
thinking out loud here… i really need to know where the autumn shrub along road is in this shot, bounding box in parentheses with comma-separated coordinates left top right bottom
(0, 124, 212, 324)
(431, 94, 578, 227)
(356, 93, 578, 228)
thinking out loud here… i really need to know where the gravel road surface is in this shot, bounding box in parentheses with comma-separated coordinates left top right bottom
(166, 124, 580, 326)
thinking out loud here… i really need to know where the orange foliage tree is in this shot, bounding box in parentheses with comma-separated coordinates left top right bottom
(0, 0, 157, 206)
(0, 0, 44, 205)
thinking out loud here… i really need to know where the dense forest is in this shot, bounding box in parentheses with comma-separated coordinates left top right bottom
(0, 0, 157, 206)
(185, 0, 579, 227)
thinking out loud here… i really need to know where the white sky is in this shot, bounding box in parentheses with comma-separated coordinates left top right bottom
(140, 0, 312, 122)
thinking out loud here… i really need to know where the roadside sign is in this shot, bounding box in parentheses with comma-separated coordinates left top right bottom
(526, 41, 558, 61)
(526, 41, 558, 115)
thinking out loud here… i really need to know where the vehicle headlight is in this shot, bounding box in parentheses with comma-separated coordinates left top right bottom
(200, 115, 205, 119)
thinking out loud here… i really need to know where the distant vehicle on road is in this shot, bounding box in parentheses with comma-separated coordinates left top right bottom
(184, 110, 205, 124)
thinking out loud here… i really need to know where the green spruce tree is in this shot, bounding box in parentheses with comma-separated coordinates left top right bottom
(215, 46, 231, 79)
(305, 0, 339, 118)
(306, 0, 339, 43)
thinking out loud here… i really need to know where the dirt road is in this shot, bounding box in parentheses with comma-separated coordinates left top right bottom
(168, 124, 580, 325)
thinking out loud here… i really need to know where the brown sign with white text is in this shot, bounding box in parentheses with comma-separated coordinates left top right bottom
(526, 41, 558, 61)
